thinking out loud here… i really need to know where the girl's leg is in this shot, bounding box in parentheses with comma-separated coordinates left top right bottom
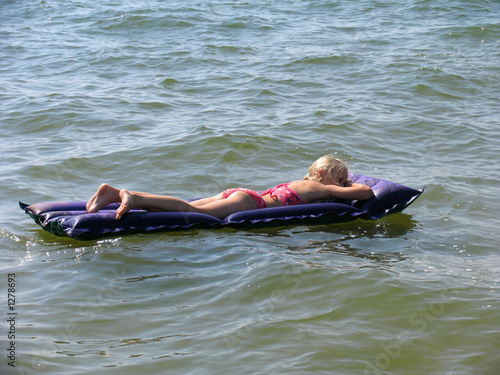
(115, 189, 199, 220)
(86, 184, 185, 214)
(117, 189, 256, 220)
(189, 193, 224, 207)
(87, 184, 257, 220)
(86, 184, 121, 213)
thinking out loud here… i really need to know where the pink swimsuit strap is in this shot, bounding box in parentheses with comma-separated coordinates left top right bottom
(259, 181, 306, 207)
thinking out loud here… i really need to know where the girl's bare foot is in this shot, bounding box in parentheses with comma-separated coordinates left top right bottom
(86, 184, 121, 213)
(116, 189, 134, 220)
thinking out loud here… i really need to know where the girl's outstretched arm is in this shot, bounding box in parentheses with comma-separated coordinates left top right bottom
(294, 180, 374, 202)
(326, 183, 374, 200)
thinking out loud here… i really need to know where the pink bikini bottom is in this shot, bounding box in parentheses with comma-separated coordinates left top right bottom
(222, 182, 306, 209)
(222, 188, 267, 209)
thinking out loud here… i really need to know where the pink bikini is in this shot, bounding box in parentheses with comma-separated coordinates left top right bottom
(222, 182, 305, 209)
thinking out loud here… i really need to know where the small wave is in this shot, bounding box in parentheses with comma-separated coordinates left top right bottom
(292, 54, 358, 65)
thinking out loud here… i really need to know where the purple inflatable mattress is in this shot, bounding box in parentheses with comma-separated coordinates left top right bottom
(20, 174, 423, 240)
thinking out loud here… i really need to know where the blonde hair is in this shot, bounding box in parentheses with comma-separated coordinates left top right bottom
(304, 155, 348, 181)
